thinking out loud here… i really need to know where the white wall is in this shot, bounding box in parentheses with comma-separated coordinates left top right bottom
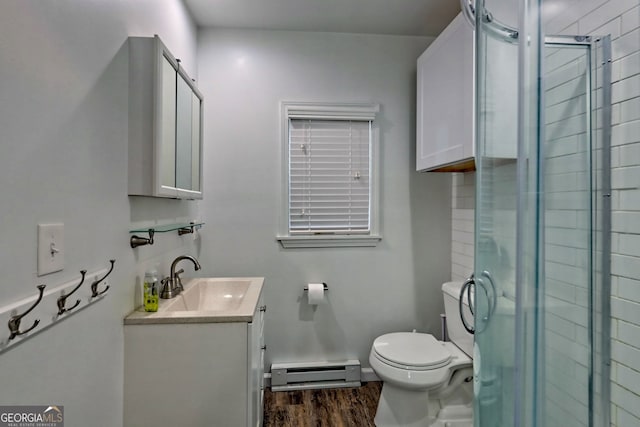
(0, 2, 200, 426)
(197, 29, 452, 370)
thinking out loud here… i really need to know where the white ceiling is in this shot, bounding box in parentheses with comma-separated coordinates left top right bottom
(183, 0, 461, 37)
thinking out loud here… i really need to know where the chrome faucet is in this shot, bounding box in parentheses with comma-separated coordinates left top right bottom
(160, 255, 202, 299)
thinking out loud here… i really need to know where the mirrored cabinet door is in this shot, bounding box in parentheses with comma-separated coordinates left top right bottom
(190, 91, 202, 193)
(174, 70, 203, 198)
(159, 55, 177, 193)
(176, 72, 193, 191)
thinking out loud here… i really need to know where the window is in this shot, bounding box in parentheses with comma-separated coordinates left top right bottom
(278, 102, 381, 248)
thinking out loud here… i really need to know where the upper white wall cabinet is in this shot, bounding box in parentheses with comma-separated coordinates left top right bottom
(416, 13, 518, 172)
(128, 35, 203, 199)
(416, 13, 474, 172)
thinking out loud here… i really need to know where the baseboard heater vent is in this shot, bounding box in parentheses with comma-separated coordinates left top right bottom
(270, 359, 361, 391)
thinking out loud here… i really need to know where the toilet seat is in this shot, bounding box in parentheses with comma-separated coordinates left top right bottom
(369, 336, 472, 392)
(373, 332, 452, 370)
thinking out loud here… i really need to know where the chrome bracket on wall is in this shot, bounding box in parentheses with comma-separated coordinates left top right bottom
(459, 0, 519, 42)
(130, 229, 155, 248)
(178, 223, 198, 236)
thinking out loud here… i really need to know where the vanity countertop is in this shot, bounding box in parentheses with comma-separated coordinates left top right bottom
(124, 277, 264, 325)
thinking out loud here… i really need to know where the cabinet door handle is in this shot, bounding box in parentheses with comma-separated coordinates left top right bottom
(261, 345, 267, 350)
(259, 305, 267, 312)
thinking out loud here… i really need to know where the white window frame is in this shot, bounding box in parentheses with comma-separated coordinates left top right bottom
(277, 101, 382, 248)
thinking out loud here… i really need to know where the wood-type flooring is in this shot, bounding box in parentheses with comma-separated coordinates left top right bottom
(263, 382, 382, 427)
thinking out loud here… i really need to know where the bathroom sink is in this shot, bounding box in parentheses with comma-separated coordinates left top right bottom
(124, 277, 264, 324)
(164, 278, 251, 312)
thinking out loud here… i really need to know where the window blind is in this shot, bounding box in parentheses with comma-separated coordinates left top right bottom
(288, 119, 371, 234)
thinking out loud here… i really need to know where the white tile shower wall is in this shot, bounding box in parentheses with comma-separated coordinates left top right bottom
(452, 173, 475, 282)
(450, 1, 639, 424)
(561, 2, 639, 425)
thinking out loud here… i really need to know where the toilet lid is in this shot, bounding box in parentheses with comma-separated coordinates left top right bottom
(373, 333, 452, 369)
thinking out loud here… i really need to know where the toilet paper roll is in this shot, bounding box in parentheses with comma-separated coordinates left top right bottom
(307, 283, 327, 305)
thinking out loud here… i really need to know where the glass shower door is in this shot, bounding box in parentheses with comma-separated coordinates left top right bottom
(473, 2, 519, 425)
(471, 1, 611, 426)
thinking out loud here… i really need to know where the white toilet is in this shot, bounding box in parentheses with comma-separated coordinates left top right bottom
(369, 281, 474, 427)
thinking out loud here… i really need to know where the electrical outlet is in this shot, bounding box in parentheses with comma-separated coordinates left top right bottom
(37, 223, 64, 276)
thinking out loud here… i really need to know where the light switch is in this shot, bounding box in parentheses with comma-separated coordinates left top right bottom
(38, 223, 64, 276)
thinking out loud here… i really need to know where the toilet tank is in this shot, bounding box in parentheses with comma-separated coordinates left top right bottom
(442, 281, 474, 357)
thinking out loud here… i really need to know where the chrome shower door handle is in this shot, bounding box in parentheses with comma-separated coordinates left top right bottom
(472, 270, 498, 335)
(459, 276, 475, 334)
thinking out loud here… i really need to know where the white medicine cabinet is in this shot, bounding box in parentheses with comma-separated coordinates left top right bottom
(128, 35, 203, 199)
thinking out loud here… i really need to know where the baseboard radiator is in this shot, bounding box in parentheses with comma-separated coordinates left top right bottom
(270, 359, 361, 391)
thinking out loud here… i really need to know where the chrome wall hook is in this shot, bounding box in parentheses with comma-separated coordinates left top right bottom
(56, 270, 86, 315)
(130, 229, 154, 248)
(91, 260, 115, 297)
(8, 285, 46, 340)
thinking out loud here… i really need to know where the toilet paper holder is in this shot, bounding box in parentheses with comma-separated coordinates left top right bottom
(304, 283, 328, 292)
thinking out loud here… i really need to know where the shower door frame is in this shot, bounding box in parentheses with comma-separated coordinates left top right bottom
(521, 34, 613, 427)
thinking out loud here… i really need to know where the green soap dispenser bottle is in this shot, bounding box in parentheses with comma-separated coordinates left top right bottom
(143, 271, 159, 312)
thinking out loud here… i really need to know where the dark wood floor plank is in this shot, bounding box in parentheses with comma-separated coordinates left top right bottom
(263, 382, 382, 427)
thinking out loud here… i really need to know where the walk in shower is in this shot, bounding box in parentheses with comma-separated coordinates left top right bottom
(461, 0, 612, 426)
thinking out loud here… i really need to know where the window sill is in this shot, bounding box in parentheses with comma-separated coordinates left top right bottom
(277, 235, 382, 249)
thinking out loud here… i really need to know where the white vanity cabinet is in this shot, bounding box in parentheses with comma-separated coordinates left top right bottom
(248, 300, 266, 427)
(416, 13, 474, 172)
(123, 294, 265, 427)
(128, 35, 203, 199)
